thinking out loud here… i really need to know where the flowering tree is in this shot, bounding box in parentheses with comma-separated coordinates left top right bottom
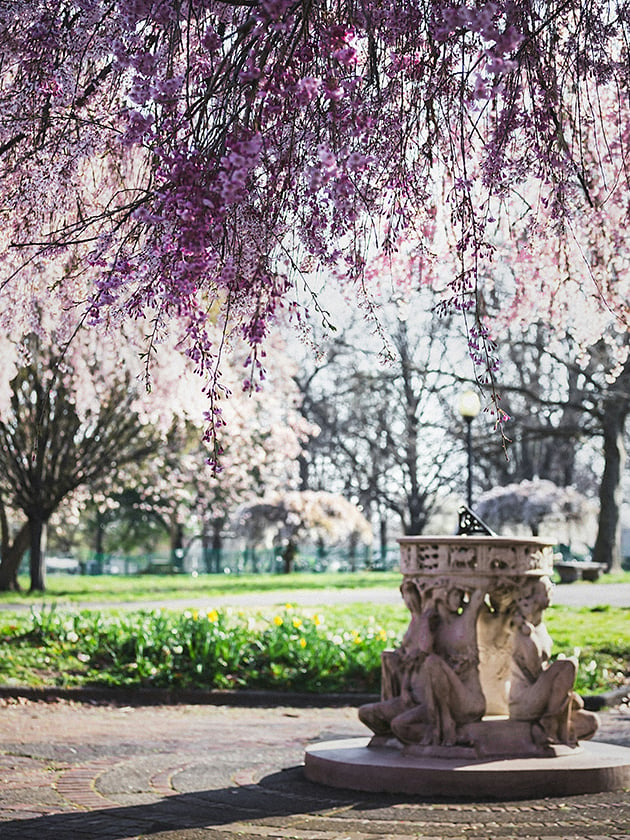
(1, 1, 628, 444)
(191, 358, 313, 571)
(105, 333, 313, 571)
(476, 479, 592, 540)
(40, 328, 311, 572)
(0, 333, 161, 591)
(0, 269, 217, 591)
(239, 490, 372, 573)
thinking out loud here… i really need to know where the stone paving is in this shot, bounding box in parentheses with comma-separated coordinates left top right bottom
(0, 696, 628, 840)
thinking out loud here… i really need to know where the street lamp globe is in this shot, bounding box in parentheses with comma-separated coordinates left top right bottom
(458, 389, 481, 421)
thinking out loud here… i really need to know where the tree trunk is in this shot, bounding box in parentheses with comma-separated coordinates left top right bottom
(282, 541, 297, 574)
(379, 514, 388, 568)
(29, 515, 47, 592)
(201, 532, 212, 573)
(210, 525, 223, 574)
(406, 493, 427, 536)
(298, 452, 310, 490)
(170, 519, 184, 571)
(348, 531, 358, 572)
(247, 546, 259, 574)
(92, 509, 106, 574)
(0, 521, 30, 591)
(591, 403, 627, 573)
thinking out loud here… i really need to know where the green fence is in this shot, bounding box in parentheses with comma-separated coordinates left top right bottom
(39, 544, 400, 576)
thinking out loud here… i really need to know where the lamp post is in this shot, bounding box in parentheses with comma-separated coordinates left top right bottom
(458, 389, 481, 509)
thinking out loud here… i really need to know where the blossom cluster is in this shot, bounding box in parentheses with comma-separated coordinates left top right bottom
(433, 3, 524, 88)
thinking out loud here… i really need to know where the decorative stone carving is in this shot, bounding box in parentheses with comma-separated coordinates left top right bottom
(477, 583, 517, 716)
(358, 536, 599, 760)
(359, 578, 486, 747)
(508, 576, 599, 747)
(398, 536, 555, 578)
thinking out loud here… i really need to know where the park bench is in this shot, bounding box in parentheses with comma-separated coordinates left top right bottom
(554, 559, 607, 583)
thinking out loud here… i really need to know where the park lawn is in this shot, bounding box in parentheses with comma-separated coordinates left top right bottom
(3, 569, 629, 605)
(0, 571, 403, 605)
(0, 598, 627, 699)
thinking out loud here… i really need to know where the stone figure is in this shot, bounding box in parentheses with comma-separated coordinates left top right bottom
(508, 577, 599, 746)
(359, 580, 486, 747)
(356, 537, 599, 761)
(380, 579, 428, 700)
(358, 580, 433, 739)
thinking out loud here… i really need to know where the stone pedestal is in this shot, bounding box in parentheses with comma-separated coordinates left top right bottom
(304, 738, 630, 798)
(304, 535, 630, 797)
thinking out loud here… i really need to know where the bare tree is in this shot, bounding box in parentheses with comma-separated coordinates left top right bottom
(481, 327, 629, 571)
(294, 297, 466, 550)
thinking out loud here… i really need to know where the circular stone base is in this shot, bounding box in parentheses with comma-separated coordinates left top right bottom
(304, 738, 630, 799)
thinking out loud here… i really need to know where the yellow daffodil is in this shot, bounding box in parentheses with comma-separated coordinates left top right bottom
(207, 609, 219, 623)
(273, 615, 283, 626)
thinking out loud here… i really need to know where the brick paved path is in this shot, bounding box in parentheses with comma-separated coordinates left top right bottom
(0, 698, 629, 840)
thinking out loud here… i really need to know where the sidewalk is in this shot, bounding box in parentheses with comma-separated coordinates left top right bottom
(111, 579, 630, 611)
(2, 580, 629, 613)
(0, 696, 629, 840)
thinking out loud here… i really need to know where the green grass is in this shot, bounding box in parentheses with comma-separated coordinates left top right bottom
(0, 571, 403, 604)
(1, 570, 627, 698)
(2, 568, 628, 605)
(543, 604, 630, 694)
(0, 599, 627, 699)
(0, 604, 396, 694)
(598, 569, 630, 584)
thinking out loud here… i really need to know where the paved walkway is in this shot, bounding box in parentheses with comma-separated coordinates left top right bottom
(0, 696, 629, 840)
(149, 580, 630, 611)
(2, 581, 629, 614)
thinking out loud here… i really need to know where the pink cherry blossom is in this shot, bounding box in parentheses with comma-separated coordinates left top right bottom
(0, 0, 627, 455)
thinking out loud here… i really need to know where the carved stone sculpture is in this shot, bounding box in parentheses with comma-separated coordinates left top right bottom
(359, 535, 599, 759)
(508, 577, 599, 746)
(359, 578, 486, 747)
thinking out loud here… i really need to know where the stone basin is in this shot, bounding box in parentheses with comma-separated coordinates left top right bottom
(398, 534, 555, 580)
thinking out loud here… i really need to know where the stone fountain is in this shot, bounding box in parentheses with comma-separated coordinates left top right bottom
(305, 516, 630, 798)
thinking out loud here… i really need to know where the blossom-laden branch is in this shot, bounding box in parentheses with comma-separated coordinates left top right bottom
(1, 0, 628, 446)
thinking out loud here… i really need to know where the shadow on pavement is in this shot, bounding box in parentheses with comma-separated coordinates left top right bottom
(0, 764, 552, 840)
(0, 767, 357, 840)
